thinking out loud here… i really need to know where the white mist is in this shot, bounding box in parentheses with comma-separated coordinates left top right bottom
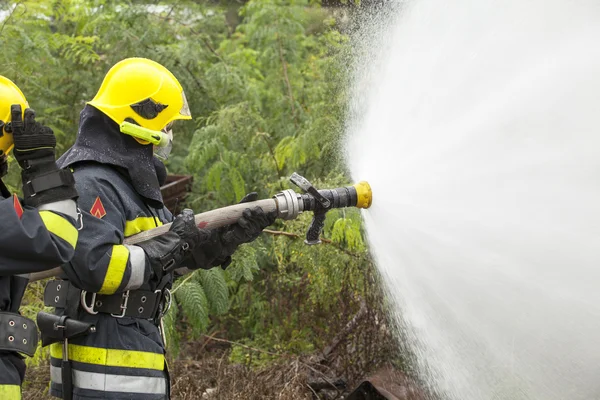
(346, 1, 600, 399)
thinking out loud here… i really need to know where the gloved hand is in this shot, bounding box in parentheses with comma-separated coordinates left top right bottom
(136, 231, 188, 281)
(182, 193, 276, 271)
(10, 106, 56, 172)
(8, 105, 77, 207)
(138, 209, 219, 279)
(137, 210, 197, 279)
(221, 206, 276, 249)
(214, 192, 277, 268)
(169, 208, 212, 252)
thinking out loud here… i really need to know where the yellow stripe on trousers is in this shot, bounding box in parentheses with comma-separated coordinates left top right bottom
(0, 384, 21, 399)
(98, 245, 130, 295)
(50, 343, 165, 371)
(39, 210, 79, 248)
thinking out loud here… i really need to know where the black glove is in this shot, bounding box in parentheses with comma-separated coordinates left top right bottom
(214, 192, 277, 267)
(136, 210, 197, 280)
(137, 231, 188, 283)
(171, 208, 225, 271)
(10, 106, 56, 172)
(169, 208, 212, 252)
(222, 207, 275, 248)
(138, 209, 218, 279)
(181, 193, 276, 271)
(9, 105, 77, 207)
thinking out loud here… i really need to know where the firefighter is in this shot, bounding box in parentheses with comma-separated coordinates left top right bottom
(42, 58, 275, 399)
(0, 76, 79, 399)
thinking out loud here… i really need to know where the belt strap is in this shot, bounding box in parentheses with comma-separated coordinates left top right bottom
(0, 312, 38, 356)
(44, 280, 164, 320)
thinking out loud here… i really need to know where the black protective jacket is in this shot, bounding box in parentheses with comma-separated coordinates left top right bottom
(51, 107, 173, 399)
(0, 184, 78, 399)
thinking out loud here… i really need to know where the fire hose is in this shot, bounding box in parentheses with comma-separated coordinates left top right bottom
(30, 173, 372, 282)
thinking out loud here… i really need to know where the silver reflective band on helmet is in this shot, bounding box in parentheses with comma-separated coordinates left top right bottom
(51, 366, 167, 395)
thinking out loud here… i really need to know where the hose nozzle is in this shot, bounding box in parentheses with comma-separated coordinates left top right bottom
(275, 173, 373, 244)
(353, 181, 372, 209)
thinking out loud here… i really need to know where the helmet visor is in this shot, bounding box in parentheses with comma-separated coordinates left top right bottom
(180, 91, 191, 117)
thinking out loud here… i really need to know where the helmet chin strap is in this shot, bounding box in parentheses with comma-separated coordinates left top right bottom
(119, 121, 173, 159)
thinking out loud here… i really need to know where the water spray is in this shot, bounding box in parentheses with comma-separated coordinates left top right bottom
(30, 173, 372, 281)
(347, 0, 600, 398)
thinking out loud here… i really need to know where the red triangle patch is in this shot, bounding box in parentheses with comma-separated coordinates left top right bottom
(90, 196, 107, 219)
(13, 195, 23, 219)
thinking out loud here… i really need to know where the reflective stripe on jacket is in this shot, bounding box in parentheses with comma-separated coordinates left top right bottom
(0, 384, 21, 400)
(51, 162, 172, 400)
(0, 194, 78, 277)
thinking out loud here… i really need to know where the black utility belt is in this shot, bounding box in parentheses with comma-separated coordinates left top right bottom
(0, 312, 38, 356)
(44, 280, 171, 321)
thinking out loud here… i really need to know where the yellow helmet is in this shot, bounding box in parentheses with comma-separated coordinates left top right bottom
(88, 58, 191, 132)
(0, 76, 29, 155)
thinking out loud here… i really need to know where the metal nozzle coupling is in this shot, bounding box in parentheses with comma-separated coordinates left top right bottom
(274, 173, 373, 244)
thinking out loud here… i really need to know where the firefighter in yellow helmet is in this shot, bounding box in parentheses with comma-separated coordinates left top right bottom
(41, 58, 275, 399)
(0, 76, 79, 400)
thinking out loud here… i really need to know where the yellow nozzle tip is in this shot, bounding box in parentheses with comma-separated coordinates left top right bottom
(353, 181, 372, 209)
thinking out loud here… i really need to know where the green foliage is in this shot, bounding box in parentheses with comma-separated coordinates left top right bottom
(198, 268, 229, 315)
(174, 279, 209, 337)
(162, 295, 180, 355)
(226, 244, 260, 282)
(3, 0, 375, 374)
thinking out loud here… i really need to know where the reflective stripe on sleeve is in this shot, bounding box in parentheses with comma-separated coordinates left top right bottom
(0, 384, 21, 399)
(39, 210, 79, 248)
(123, 245, 146, 291)
(38, 199, 78, 220)
(49, 343, 165, 370)
(124, 217, 163, 238)
(51, 366, 166, 395)
(98, 245, 129, 295)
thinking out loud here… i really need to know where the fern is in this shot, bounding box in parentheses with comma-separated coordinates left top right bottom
(197, 268, 229, 315)
(174, 281, 209, 337)
(227, 166, 246, 202)
(227, 245, 260, 282)
(162, 296, 180, 356)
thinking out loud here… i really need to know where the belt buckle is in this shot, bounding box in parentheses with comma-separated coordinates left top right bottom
(80, 291, 98, 315)
(111, 291, 130, 318)
(153, 289, 172, 325)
